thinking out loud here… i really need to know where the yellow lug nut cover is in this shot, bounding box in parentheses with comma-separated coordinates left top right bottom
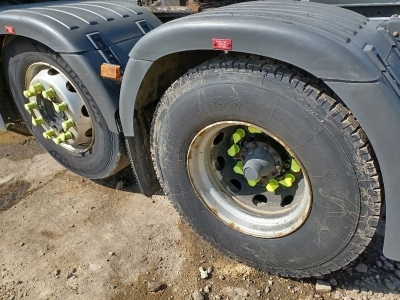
(227, 144, 240, 157)
(61, 131, 74, 142)
(52, 136, 63, 145)
(42, 129, 55, 139)
(53, 102, 68, 113)
(23, 90, 35, 99)
(24, 102, 37, 112)
(279, 174, 296, 188)
(266, 179, 279, 192)
(247, 179, 259, 187)
(233, 161, 244, 175)
(291, 158, 301, 172)
(32, 116, 44, 127)
(232, 128, 245, 144)
(62, 119, 75, 131)
(248, 126, 262, 134)
(29, 83, 44, 94)
(42, 88, 56, 100)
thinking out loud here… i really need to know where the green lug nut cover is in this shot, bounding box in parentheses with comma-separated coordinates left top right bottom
(227, 144, 240, 157)
(23, 90, 35, 99)
(24, 102, 37, 112)
(29, 83, 44, 94)
(53, 102, 68, 113)
(62, 119, 75, 131)
(42, 129, 55, 139)
(42, 88, 56, 100)
(279, 174, 296, 188)
(248, 126, 262, 134)
(232, 128, 245, 143)
(266, 179, 279, 192)
(291, 158, 301, 172)
(52, 137, 63, 145)
(61, 131, 74, 142)
(32, 116, 44, 127)
(233, 161, 244, 175)
(247, 179, 259, 187)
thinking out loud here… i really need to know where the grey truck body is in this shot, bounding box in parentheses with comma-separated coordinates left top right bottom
(1, 0, 400, 260)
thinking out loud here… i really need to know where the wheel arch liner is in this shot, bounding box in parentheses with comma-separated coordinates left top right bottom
(120, 1, 400, 260)
(0, 0, 162, 132)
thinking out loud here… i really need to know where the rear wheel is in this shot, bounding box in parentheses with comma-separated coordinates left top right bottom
(151, 55, 381, 277)
(3, 38, 128, 179)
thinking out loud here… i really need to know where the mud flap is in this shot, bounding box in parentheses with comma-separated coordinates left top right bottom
(124, 113, 160, 197)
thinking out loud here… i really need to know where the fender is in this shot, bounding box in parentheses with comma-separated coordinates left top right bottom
(0, 0, 162, 132)
(120, 1, 400, 260)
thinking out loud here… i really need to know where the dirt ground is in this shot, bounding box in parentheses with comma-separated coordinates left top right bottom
(1, 130, 400, 300)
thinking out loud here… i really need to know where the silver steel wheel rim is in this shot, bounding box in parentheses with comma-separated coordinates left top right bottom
(24, 62, 94, 153)
(187, 121, 312, 238)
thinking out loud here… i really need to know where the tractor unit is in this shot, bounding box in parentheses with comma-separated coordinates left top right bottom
(1, 0, 400, 277)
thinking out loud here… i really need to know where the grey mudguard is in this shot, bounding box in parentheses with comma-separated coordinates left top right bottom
(0, 0, 162, 132)
(120, 1, 400, 260)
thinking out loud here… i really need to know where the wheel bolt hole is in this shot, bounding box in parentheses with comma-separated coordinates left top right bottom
(281, 195, 294, 207)
(252, 194, 268, 206)
(47, 69, 59, 76)
(81, 106, 89, 117)
(215, 156, 225, 171)
(66, 82, 76, 93)
(85, 128, 93, 137)
(213, 132, 224, 145)
(228, 179, 242, 194)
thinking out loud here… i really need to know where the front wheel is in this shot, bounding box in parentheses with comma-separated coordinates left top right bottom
(151, 55, 382, 277)
(3, 37, 129, 179)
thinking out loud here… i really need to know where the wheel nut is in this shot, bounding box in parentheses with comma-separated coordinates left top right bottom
(29, 83, 44, 94)
(61, 131, 74, 142)
(24, 102, 37, 112)
(62, 119, 75, 131)
(290, 158, 301, 172)
(42, 88, 56, 100)
(32, 116, 44, 126)
(23, 90, 36, 99)
(248, 126, 262, 134)
(43, 129, 55, 139)
(233, 161, 244, 175)
(52, 136, 63, 145)
(53, 102, 68, 113)
(227, 144, 240, 157)
(266, 179, 279, 192)
(247, 179, 259, 187)
(232, 128, 245, 143)
(279, 174, 296, 188)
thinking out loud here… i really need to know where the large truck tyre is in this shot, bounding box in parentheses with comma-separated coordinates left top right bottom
(151, 55, 382, 277)
(3, 38, 129, 179)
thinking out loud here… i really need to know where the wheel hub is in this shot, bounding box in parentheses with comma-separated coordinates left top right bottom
(241, 141, 281, 181)
(187, 121, 312, 238)
(23, 63, 94, 153)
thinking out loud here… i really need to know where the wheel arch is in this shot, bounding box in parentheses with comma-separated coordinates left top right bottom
(120, 1, 385, 137)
